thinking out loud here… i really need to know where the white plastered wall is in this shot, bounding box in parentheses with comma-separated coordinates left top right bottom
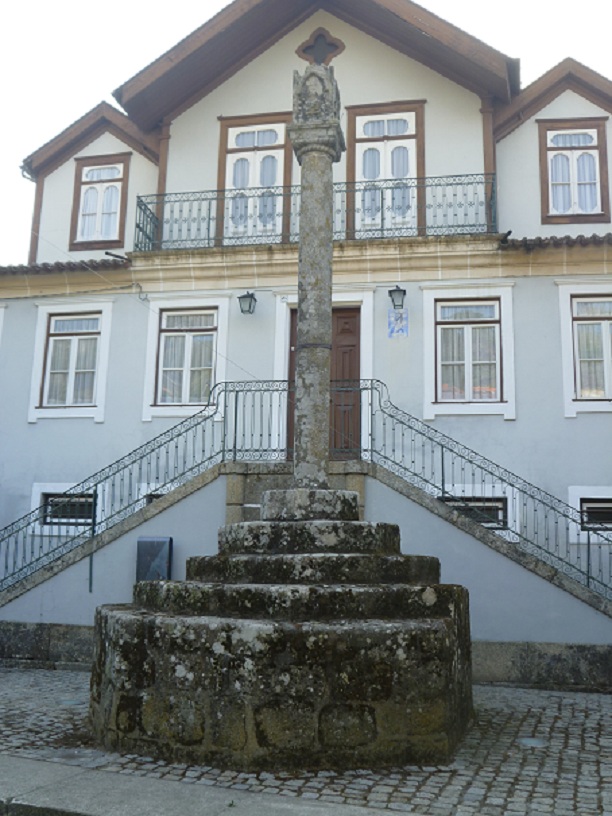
(36, 132, 158, 264)
(497, 89, 612, 239)
(366, 478, 612, 645)
(166, 10, 485, 194)
(0, 477, 226, 626)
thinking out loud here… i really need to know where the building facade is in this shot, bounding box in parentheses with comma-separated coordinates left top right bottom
(1, 0, 611, 683)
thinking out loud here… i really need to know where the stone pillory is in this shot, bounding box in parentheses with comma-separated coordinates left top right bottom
(288, 65, 345, 489)
(90, 66, 473, 770)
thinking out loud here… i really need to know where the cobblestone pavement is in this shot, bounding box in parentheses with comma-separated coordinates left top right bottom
(1, 667, 611, 815)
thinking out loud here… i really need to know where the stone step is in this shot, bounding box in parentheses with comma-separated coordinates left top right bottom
(186, 553, 440, 585)
(92, 607, 472, 769)
(261, 489, 360, 521)
(134, 580, 468, 623)
(219, 521, 400, 555)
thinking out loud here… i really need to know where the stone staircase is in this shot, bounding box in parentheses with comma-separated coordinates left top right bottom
(91, 488, 472, 770)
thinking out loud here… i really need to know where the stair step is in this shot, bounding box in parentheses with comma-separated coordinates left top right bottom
(218, 521, 400, 555)
(186, 553, 440, 585)
(261, 489, 360, 521)
(133, 580, 467, 622)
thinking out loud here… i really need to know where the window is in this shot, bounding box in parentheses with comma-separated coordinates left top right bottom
(538, 119, 609, 223)
(28, 301, 113, 423)
(41, 493, 95, 527)
(346, 102, 425, 238)
(436, 299, 501, 402)
(442, 496, 508, 529)
(70, 154, 130, 249)
(219, 115, 293, 243)
(571, 296, 612, 400)
(423, 284, 515, 420)
(580, 498, 612, 531)
(142, 297, 229, 422)
(155, 310, 217, 406)
(559, 285, 612, 416)
(41, 313, 101, 407)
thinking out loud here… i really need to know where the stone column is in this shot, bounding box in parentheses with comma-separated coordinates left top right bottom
(288, 65, 345, 488)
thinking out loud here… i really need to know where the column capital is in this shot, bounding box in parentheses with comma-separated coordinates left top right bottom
(288, 122, 345, 164)
(289, 64, 346, 164)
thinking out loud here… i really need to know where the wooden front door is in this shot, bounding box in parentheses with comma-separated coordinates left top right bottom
(288, 307, 361, 459)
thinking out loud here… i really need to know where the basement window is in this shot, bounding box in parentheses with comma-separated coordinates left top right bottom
(580, 498, 612, 530)
(41, 493, 95, 526)
(442, 496, 508, 529)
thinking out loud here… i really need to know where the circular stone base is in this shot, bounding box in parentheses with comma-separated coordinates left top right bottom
(91, 606, 472, 770)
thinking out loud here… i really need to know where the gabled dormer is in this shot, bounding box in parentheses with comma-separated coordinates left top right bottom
(22, 103, 159, 264)
(495, 59, 612, 237)
(19, 0, 550, 260)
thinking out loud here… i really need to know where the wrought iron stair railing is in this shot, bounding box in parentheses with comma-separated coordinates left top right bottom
(0, 381, 290, 593)
(358, 380, 612, 601)
(1, 380, 610, 602)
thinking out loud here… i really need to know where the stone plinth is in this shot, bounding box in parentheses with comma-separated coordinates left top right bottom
(90, 489, 473, 770)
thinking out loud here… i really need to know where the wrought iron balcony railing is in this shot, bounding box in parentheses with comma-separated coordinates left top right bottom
(135, 174, 496, 252)
(1, 380, 610, 603)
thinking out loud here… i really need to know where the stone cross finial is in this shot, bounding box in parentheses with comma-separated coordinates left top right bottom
(297, 28, 346, 66)
(288, 65, 345, 488)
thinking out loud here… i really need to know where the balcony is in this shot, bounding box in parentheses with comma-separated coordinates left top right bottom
(134, 174, 496, 252)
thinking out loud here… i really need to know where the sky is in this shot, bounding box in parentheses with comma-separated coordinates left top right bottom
(2, 0, 611, 266)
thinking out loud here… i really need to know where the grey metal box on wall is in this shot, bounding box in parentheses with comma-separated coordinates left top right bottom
(136, 537, 173, 582)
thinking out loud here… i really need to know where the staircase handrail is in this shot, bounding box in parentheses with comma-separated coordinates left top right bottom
(1, 379, 610, 599)
(364, 379, 612, 598)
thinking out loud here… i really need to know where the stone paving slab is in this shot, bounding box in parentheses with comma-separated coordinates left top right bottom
(1, 668, 611, 815)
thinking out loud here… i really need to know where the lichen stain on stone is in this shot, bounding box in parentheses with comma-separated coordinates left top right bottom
(141, 694, 207, 747)
(115, 694, 142, 734)
(91, 480, 472, 768)
(319, 704, 377, 747)
(175, 664, 194, 682)
(254, 702, 317, 750)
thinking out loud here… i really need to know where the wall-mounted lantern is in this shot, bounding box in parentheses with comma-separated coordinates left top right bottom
(238, 291, 257, 314)
(388, 285, 406, 310)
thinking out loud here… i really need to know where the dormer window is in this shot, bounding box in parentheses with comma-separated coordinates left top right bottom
(538, 119, 610, 224)
(70, 153, 131, 250)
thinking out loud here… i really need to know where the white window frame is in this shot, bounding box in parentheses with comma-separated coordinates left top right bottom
(155, 309, 218, 407)
(422, 283, 516, 420)
(435, 299, 501, 404)
(568, 486, 612, 553)
(142, 295, 230, 421)
(441, 482, 519, 542)
(28, 301, 113, 423)
(31, 482, 97, 537)
(557, 282, 612, 417)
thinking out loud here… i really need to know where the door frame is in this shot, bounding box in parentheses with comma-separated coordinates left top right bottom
(273, 290, 374, 455)
(273, 290, 374, 382)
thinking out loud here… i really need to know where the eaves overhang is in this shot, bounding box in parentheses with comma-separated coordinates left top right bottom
(113, 0, 519, 132)
(0, 258, 131, 276)
(21, 102, 160, 182)
(494, 58, 612, 142)
(499, 232, 612, 252)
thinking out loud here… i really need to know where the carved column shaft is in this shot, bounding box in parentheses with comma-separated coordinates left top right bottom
(289, 67, 345, 488)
